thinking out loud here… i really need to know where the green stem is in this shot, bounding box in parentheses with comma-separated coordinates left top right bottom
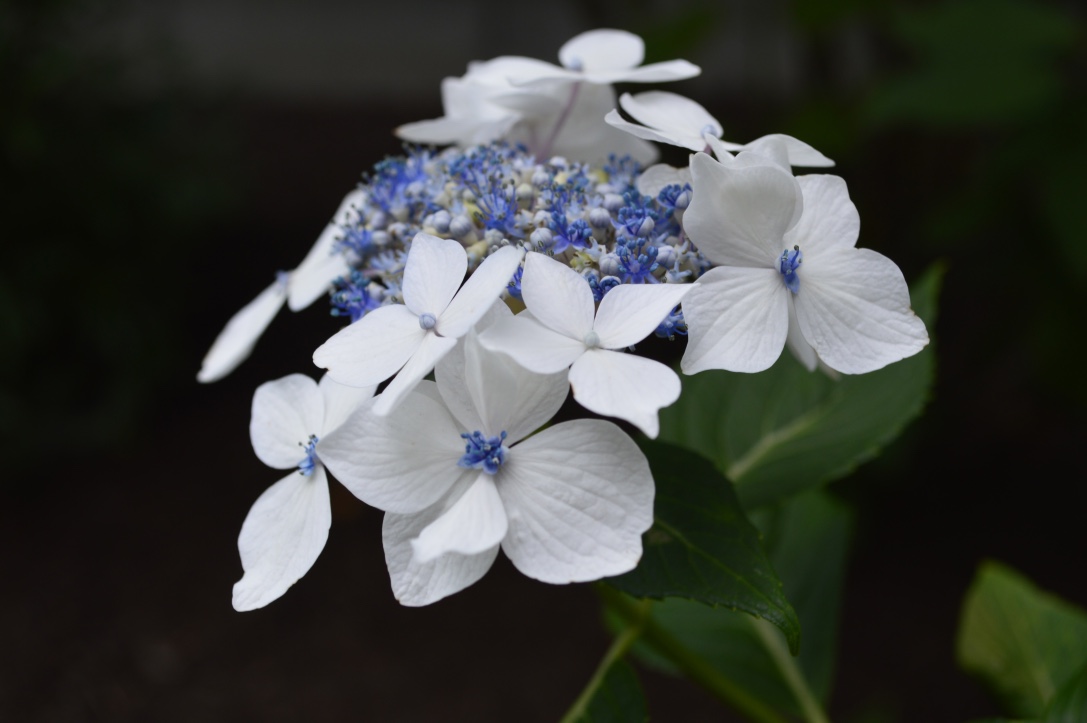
(598, 586, 791, 723)
(559, 597, 653, 723)
(749, 618, 830, 723)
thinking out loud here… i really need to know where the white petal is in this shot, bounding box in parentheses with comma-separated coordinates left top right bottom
(371, 333, 458, 417)
(477, 315, 586, 374)
(745, 133, 834, 168)
(635, 163, 692, 198)
(396, 115, 517, 146)
(250, 374, 323, 469)
(383, 503, 499, 607)
(685, 153, 802, 268)
(619, 91, 720, 150)
(288, 223, 352, 312)
(785, 174, 860, 255)
(520, 252, 595, 340)
(312, 304, 425, 387)
(498, 420, 654, 583)
(593, 282, 695, 349)
(705, 134, 735, 161)
(454, 329, 569, 445)
(590, 60, 701, 84)
(401, 233, 467, 317)
(680, 266, 790, 374)
(412, 473, 508, 563)
(437, 245, 524, 338)
(560, 29, 643, 72)
(547, 83, 659, 165)
(604, 109, 695, 150)
(318, 373, 376, 433)
(432, 303, 512, 433)
(232, 466, 330, 611)
(197, 281, 286, 383)
(785, 297, 818, 372)
(318, 392, 467, 514)
(569, 350, 679, 438)
(795, 248, 929, 374)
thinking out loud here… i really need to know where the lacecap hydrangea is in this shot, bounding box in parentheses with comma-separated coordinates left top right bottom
(199, 28, 928, 611)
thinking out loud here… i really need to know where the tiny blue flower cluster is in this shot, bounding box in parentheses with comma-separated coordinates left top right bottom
(327, 144, 712, 334)
(458, 430, 509, 475)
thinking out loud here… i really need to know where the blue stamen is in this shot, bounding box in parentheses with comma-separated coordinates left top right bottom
(458, 431, 509, 475)
(297, 435, 320, 476)
(419, 312, 437, 330)
(779, 246, 802, 294)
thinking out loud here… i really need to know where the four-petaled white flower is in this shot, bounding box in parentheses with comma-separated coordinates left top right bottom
(479, 252, 694, 437)
(233, 373, 375, 611)
(317, 307, 655, 606)
(198, 189, 364, 383)
(312, 233, 523, 416)
(515, 29, 701, 85)
(680, 151, 928, 375)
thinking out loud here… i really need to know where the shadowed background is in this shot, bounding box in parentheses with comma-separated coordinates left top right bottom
(2, 0, 1085, 720)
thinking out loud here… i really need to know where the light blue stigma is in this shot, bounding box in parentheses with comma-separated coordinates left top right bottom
(458, 431, 508, 475)
(779, 246, 802, 294)
(419, 312, 437, 330)
(297, 435, 319, 476)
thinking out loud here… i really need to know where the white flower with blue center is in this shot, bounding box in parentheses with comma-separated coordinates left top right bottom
(233, 372, 376, 611)
(680, 150, 929, 375)
(197, 189, 364, 383)
(479, 252, 695, 438)
(312, 232, 523, 416)
(316, 307, 655, 606)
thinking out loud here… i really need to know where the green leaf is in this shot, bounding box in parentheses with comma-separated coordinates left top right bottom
(659, 264, 942, 510)
(623, 492, 850, 721)
(1041, 662, 1087, 723)
(957, 562, 1087, 718)
(607, 440, 802, 654)
(568, 659, 648, 723)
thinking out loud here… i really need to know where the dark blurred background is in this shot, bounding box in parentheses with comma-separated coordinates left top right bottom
(2, 0, 1085, 720)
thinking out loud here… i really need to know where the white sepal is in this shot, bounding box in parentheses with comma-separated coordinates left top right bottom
(680, 266, 790, 374)
(197, 281, 287, 383)
(498, 420, 653, 583)
(520, 252, 595, 339)
(249, 374, 323, 469)
(318, 391, 467, 514)
(592, 282, 694, 350)
(232, 466, 331, 611)
(794, 248, 929, 374)
(312, 304, 426, 387)
(684, 153, 802, 268)
(383, 499, 499, 607)
(569, 350, 681, 438)
(411, 474, 509, 563)
(438, 245, 524, 338)
(402, 234, 467, 318)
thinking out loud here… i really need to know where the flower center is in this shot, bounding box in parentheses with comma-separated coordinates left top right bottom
(779, 245, 802, 294)
(583, 330, 601, 348)
(457, 431, 509, 475)
(297, 435, 319, 476)
(418, 312, 437, 330)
